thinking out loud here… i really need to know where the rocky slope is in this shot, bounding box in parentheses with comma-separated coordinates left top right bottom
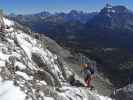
(0, 15, 113, 100)
(113, 84, 133, 100)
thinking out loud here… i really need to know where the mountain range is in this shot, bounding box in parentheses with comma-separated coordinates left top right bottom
(9, 5, 133, 48)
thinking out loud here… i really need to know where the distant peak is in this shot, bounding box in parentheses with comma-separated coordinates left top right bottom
(100, 5, 115, 17)
(69, 10, 79, 15)
(100, 5, 130, 17)
(105, 3, 112, 9)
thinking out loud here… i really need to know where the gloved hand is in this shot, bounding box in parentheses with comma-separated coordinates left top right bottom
(91, 75, 96, 80)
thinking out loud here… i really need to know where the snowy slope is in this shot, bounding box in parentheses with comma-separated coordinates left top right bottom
(0, 16, 112, 100)
(0, 79, 26, 100)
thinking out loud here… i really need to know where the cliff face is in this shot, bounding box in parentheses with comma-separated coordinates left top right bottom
(0, 16, 112, 100)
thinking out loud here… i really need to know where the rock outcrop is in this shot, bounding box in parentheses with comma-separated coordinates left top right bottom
(113, 84, 133, 100)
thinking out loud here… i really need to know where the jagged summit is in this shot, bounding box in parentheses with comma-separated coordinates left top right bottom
(101, 4, 115, 17)
(101, 5, 129, 16)
(88, 5, 133, 29)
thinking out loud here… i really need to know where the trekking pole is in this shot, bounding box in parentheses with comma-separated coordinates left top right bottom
(83, 55, 86, 65)
(79, 53, 83, 68)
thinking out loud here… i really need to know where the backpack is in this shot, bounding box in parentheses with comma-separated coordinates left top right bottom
(89, 67, 95, 75)
(82, 68, 91, 79)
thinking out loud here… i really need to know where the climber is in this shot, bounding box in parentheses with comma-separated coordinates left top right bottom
(81, 63, 96, 89)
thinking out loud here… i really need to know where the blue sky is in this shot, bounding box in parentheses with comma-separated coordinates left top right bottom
(0, 0, 132, 14)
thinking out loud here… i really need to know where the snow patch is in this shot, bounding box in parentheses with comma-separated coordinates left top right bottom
(44, 97, 54, 100)
(3, 18, 14, 26)
(15, 61, 27, 70)
(40, 80, 47, 85)
(98, 95, 112, 100)
(16, 34, 32, 60)
(0, 52, 10, 61)
(0, 80, 26, 100)
(15, 71, 32, 80)
(0, 60, 5, 67)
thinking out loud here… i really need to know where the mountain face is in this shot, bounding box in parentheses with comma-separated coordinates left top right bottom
(88, 5, 133, 30)
(84, 5, 133, 48)
(0, 14, 113, 100)
(80, 6, 133, 48)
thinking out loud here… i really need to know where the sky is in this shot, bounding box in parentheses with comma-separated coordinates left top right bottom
(0, 0, 133, 14)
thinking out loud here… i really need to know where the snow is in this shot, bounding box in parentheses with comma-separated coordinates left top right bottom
(32, 47, 47, 57)
(40, 80, 47, 85)
(15, 71, 32, 80)
(3, 18, 14, 26)
(44, 97, 54, 100)
(87, 89, 112, 100)
(16, 34, 32, 60)
(32, 47, 65, 81)
(57, 86, 112, 100)
(0, 80, 26, 100)
(98, 95, 112, 100)
(61, 88, 82, 100)
(5, 27, 14, 32)
(12, 52, 22, 59)
(0, 60, 5, 67)
(0, 52, 10, 61)
(15, 61, 27, 70)
(112, 9, 116, 13)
